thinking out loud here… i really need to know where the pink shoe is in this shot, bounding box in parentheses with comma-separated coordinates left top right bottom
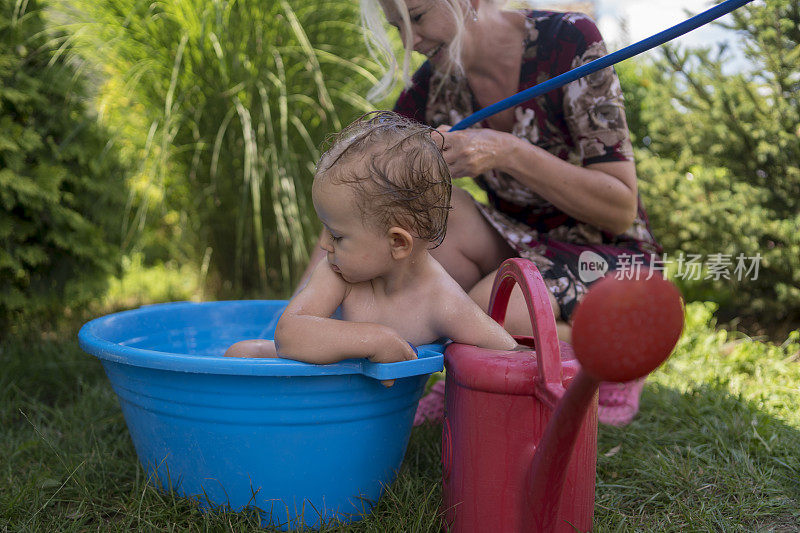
(414, 380, 445, 426)
(597, 377, 646, 427)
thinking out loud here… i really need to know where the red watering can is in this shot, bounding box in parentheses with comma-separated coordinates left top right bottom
(441, 258, 684, 532)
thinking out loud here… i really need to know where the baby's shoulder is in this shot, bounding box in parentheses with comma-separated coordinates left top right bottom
(432, 259, 469, 290)
(418, 267, 473, 310)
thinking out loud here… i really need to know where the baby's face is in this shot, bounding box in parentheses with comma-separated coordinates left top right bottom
(312, 179, 393, 283)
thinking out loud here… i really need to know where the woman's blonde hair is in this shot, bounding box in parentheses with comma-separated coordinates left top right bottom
(360, 0, 508, 102)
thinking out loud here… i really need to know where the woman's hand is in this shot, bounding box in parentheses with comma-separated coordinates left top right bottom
(437, 123, 639, 234)
(435, 126, 507, 179)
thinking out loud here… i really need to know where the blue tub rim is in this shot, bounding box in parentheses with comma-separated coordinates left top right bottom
(78, 300, 445, 380)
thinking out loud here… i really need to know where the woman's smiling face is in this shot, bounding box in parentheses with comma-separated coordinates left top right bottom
(380, 0, 463, 68)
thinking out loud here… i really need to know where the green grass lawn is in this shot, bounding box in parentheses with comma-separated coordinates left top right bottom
(2, 302, 798, 532)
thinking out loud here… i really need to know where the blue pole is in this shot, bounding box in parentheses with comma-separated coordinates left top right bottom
(451, 0, 754, 131)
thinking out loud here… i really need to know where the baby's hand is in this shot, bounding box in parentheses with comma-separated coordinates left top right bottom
(369, 329, 418, 364)
(369, 328, 418, 387)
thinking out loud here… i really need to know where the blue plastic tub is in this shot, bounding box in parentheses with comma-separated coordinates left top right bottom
(78, 300, 445, 530)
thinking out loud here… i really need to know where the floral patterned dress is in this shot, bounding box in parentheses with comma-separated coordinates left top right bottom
(394, 11, 662, 321)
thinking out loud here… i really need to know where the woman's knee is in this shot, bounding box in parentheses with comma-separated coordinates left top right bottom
(468, 268, 561, 315)
(440, 187, 481, 250)
(433, 188, 513, 287)
(468, 269, 569, 340)
(431, 188, 487, 288)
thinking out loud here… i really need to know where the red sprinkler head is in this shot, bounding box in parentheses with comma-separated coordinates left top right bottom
(571, 270, 685, 383)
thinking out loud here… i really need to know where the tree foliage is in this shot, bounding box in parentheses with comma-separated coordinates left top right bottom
(624, 0, 799, 322)
(0, 0, 127, 329)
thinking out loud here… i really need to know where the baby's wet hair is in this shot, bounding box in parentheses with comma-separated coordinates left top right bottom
(315, 111, 452, 247)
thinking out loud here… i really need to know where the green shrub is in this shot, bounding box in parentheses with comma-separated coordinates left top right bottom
(665, 301, 800, 423)
(101, 253, 202, 312)
(619, 0, 800, 323)
(0, 0, 127, 330)
(57, 0, 382, 297)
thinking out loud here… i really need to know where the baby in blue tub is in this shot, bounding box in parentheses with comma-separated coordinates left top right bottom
(225, 111, 517, 366)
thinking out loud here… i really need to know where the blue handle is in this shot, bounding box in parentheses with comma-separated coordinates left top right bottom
(451, 0, 753, 131)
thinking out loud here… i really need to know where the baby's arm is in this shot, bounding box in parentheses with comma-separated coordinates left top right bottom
(224, 339, 277, 358)
(275, 260, 417, 364)
(431, 280, 519, 351)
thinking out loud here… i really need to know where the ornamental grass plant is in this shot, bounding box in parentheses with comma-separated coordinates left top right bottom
(51, 0, 383, 297)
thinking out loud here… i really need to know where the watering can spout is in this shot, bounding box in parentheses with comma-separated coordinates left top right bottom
(523, 266, 685, 531)
(523, 371, 598, 530)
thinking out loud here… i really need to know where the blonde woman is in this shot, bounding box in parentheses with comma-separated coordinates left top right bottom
(305, 1, 663, 426)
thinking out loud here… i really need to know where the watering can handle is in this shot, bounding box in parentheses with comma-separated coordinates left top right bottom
(488, 258, 564, 403)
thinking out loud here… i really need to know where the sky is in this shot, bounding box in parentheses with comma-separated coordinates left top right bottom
(534, 0, 750, 66)
(594, 0, 742, 53)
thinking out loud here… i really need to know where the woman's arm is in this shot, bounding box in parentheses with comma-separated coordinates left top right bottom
(438, 127, 638, 235)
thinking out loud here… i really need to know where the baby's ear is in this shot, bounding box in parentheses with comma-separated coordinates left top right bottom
(387, 227, 414, 260)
